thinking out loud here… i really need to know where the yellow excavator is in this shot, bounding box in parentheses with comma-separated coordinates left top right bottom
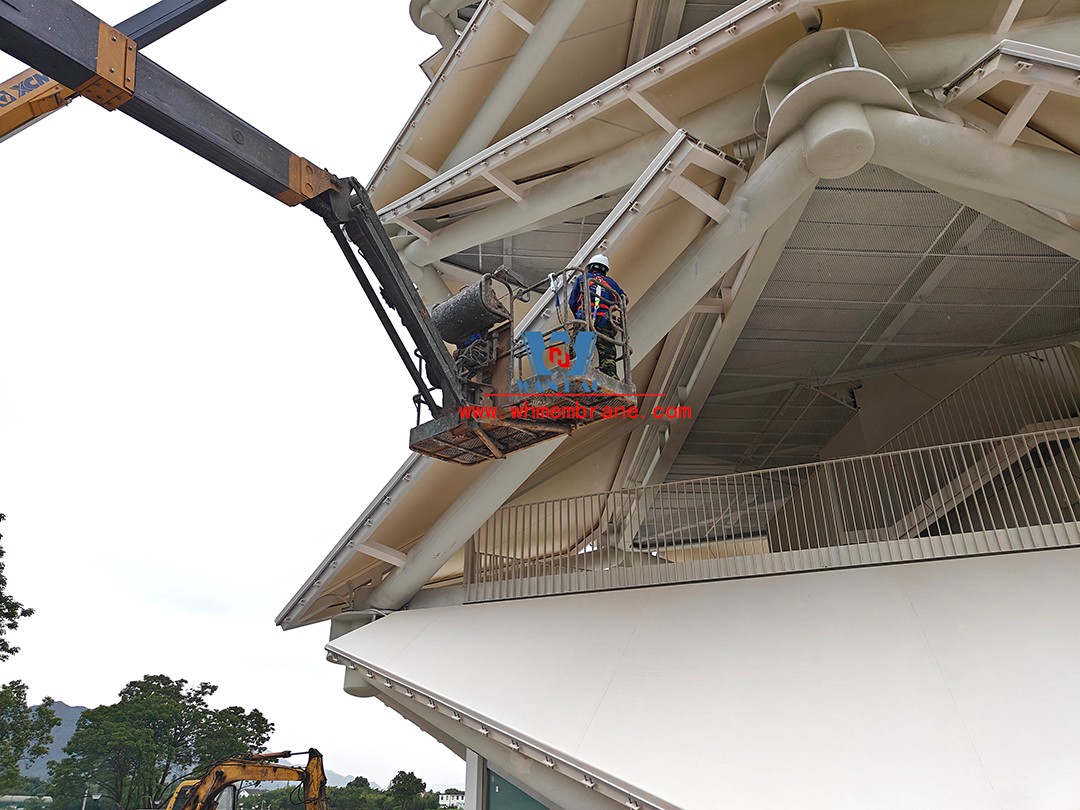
(162, 749, 326, 810)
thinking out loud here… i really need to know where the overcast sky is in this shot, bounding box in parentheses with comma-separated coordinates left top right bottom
(0, 0, 466, 791)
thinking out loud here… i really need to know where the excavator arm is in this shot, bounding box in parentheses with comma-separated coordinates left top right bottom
(0, 68, 73, 142)
(172, 749, 327, 810)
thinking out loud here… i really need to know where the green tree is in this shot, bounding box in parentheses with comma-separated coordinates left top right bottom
(387, 773, 425, 810)
(16, 774, 50, 795)
(0, 516, 32, 662)
(0, 513, 60, 793)
(324, 777, 393, 810)
(238, 786, 296, 810)
(0, 680, 59, 793)
(50, 675, 273, 810)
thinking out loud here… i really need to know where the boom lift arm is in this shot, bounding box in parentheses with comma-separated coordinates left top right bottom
(0, 0, 636, 463)
(311, 177, 467, 415)
(0, 0, 466, 416)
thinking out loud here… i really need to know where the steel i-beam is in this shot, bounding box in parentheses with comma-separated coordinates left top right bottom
(0, 0, 333, 201)
(0, 0, 227, 141)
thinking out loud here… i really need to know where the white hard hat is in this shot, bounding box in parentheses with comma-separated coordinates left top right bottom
(587, 254, 610, 270)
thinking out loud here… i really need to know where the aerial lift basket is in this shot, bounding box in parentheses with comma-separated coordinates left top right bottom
(409, 268, 637, 465)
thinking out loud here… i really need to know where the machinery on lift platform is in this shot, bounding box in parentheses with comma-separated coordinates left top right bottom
(0, 0, 636, 465)
(412, 266, 638, 465)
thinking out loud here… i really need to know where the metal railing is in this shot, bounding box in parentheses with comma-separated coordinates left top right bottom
(881, 345, 1080, 453)
(464, 424, 1080, 602)
(510, 265, 633, 384)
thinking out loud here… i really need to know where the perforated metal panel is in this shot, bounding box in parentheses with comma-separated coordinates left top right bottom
(447, 209, 612, 285)
(961, 224, 1064, 257)
(723, 337, 852, 379)
(817, 165, 929, 191)
(801, 188, 962, 229)
(669, 165, 1080, 481)
(785, 221, 944, 253)
(669, 383, 858, 478)
(742, 300, 881, 342)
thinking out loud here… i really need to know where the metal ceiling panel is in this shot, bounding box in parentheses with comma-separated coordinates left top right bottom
(668, 162, 1080, 481)
(961, 223, 1066, 257)
(890, 306, 1032, 344)
(785, 220, 945, 253)
(800, 187, 962, 229)
(742, 301, 882, 342)
(771, 250, 917, 287)
(999, 306, 1080, 344)
(722, 338, 854, 379)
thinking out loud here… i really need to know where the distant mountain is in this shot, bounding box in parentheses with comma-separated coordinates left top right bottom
(22, 702, 86, 779)
(323, 770, 356, 789)
(256, 764, 356, 790)
(20, 708, 356, 790)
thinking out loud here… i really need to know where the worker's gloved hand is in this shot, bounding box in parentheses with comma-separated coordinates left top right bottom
(609, 308, 623, 330)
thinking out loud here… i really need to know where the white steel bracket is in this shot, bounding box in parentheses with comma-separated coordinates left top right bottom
(944, 41, 1080, 147)
(378, 0, 798, 228)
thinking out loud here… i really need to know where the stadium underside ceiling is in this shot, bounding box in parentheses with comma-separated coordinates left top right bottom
(280, 0, 1080, 628)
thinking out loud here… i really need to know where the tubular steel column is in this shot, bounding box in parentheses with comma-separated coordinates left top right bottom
(866, 107, 1080, 217)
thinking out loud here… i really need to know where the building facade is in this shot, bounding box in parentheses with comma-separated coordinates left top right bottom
(282, 1, 1080, 807)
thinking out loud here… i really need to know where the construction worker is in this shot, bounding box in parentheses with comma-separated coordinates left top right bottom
(568, 254, 627, 378)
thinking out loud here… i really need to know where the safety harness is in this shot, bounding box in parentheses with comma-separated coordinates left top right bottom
(571, 272, 621, 326)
